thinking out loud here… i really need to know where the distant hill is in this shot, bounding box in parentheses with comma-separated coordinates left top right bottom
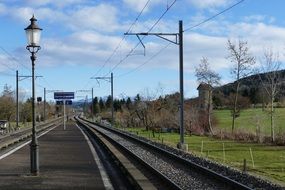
(213, 69, 285, 106)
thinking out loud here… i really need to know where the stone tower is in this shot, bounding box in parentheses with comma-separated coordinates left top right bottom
(197, 83, 212, 111)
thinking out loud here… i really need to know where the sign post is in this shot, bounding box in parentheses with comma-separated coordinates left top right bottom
(54, 92, 74, 130)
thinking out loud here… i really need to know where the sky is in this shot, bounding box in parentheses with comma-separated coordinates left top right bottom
(0, 0, 285, 102)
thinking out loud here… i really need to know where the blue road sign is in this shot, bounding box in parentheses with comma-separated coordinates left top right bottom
(54, 92, 74, 99)
(56, 101, 63, 105)
(66, 100, 72, 105)
(56, 100, 72, 105)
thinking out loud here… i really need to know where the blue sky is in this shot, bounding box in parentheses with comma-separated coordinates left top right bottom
(0, 0, 285, 102)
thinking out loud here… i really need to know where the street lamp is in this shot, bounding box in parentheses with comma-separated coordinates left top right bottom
(25, 15, 42, 175)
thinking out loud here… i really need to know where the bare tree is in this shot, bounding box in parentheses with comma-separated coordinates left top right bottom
(20, 98, 32, 123)
(258, 48, 281, 142)
(0, 85, 15, 130)
(134, 89, 157, 131)
(195, 57, 221, 134)
(227, 39, 255, 133)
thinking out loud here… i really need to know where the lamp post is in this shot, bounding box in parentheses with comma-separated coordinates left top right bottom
(25, 15, 42, 175)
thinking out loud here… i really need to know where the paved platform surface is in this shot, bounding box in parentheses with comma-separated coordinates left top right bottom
(0, 122, 106, 190)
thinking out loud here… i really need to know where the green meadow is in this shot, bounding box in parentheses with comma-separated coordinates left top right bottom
(124, 126, 285, 186)
(213, 108, 285, 135)
(111, 108, 285, 185)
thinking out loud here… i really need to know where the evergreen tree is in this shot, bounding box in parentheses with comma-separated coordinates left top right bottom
(105, 95, 112, 108)
(120, 98, 126, 105)
(20, 98, 32, 123)
(99, 97, 105, 111)
(126, 97, 132, 110)
(92, 97, 100, 114)
(134, 94, 141, 103)
(113, 99, 122, 112)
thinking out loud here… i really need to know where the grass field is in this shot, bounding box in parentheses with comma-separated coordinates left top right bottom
(123, 127, 285, 186)
(213, 108, 285, 135)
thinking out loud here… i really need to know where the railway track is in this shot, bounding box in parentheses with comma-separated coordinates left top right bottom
(0, 118, 62, 151)
(76, 117, 282, 190)
(76, 117, 171, 190)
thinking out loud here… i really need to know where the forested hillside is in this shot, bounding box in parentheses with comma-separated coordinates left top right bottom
(213, 70, 285, 108)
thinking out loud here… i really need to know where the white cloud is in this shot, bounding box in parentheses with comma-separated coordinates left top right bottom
(9, 7, 35, 22)
(117, 20, 285, 80)
(187, 0, 232, 9)
(1, 0, 285, 93)
(0, 54, 18, 72)
(25, 0, 85, 8)
(0, 3, 6, 15)
(123, 0, 163, 12)
(228, 22, 285, 55)
(35, 8, 67, 23)
(34, 30, 135, 68)
(10, 7, 66, 23)
(2, 3, 120, 32)
(243, 15, 276, 24)
(69, 4, 119, 32)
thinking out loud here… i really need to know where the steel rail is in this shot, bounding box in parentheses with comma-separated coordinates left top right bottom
(0, 118, 62, 150)
(79, 117, 253, 190)
(76, 117, 182, 190)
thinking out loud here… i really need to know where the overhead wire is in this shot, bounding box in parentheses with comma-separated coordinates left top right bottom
(103, 0, 177, 77)
(116, 42, 172, 78)
(87, 0, 243, 90)
(0, 55, 17, 72)
(91, 0, 151, 78)
(0, 71, 15, 77)
(0, 46, 31, 72)
(183, 0, 245, 32)
(82, 0, 152, 89)
(116, 0, 245, 78)
(40, 77, 55, 90)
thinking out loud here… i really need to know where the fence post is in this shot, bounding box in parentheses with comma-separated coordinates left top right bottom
(243, 158, 247, 172)
(201, 141, 204, 154)
(223, 143, 226, 162)
(249, 148, 255, 168)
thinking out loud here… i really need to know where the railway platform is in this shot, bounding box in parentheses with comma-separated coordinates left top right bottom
(0, 122, 108, 190)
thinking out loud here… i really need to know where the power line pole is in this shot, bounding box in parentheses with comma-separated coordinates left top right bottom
(178, 20, 184, 146)
(63, 99, 66, 130)
(125, 20, 187, 150)
(91, 72, 114, 126)
(76, 89, 93, 118)
(85, 95, 88, 116)
(43, 88, 45, 121)
(16, 73, 43, 128)
(16, 70, 19, 128)
(111, 73, 114, 125)
(91, 87, 94, 121)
